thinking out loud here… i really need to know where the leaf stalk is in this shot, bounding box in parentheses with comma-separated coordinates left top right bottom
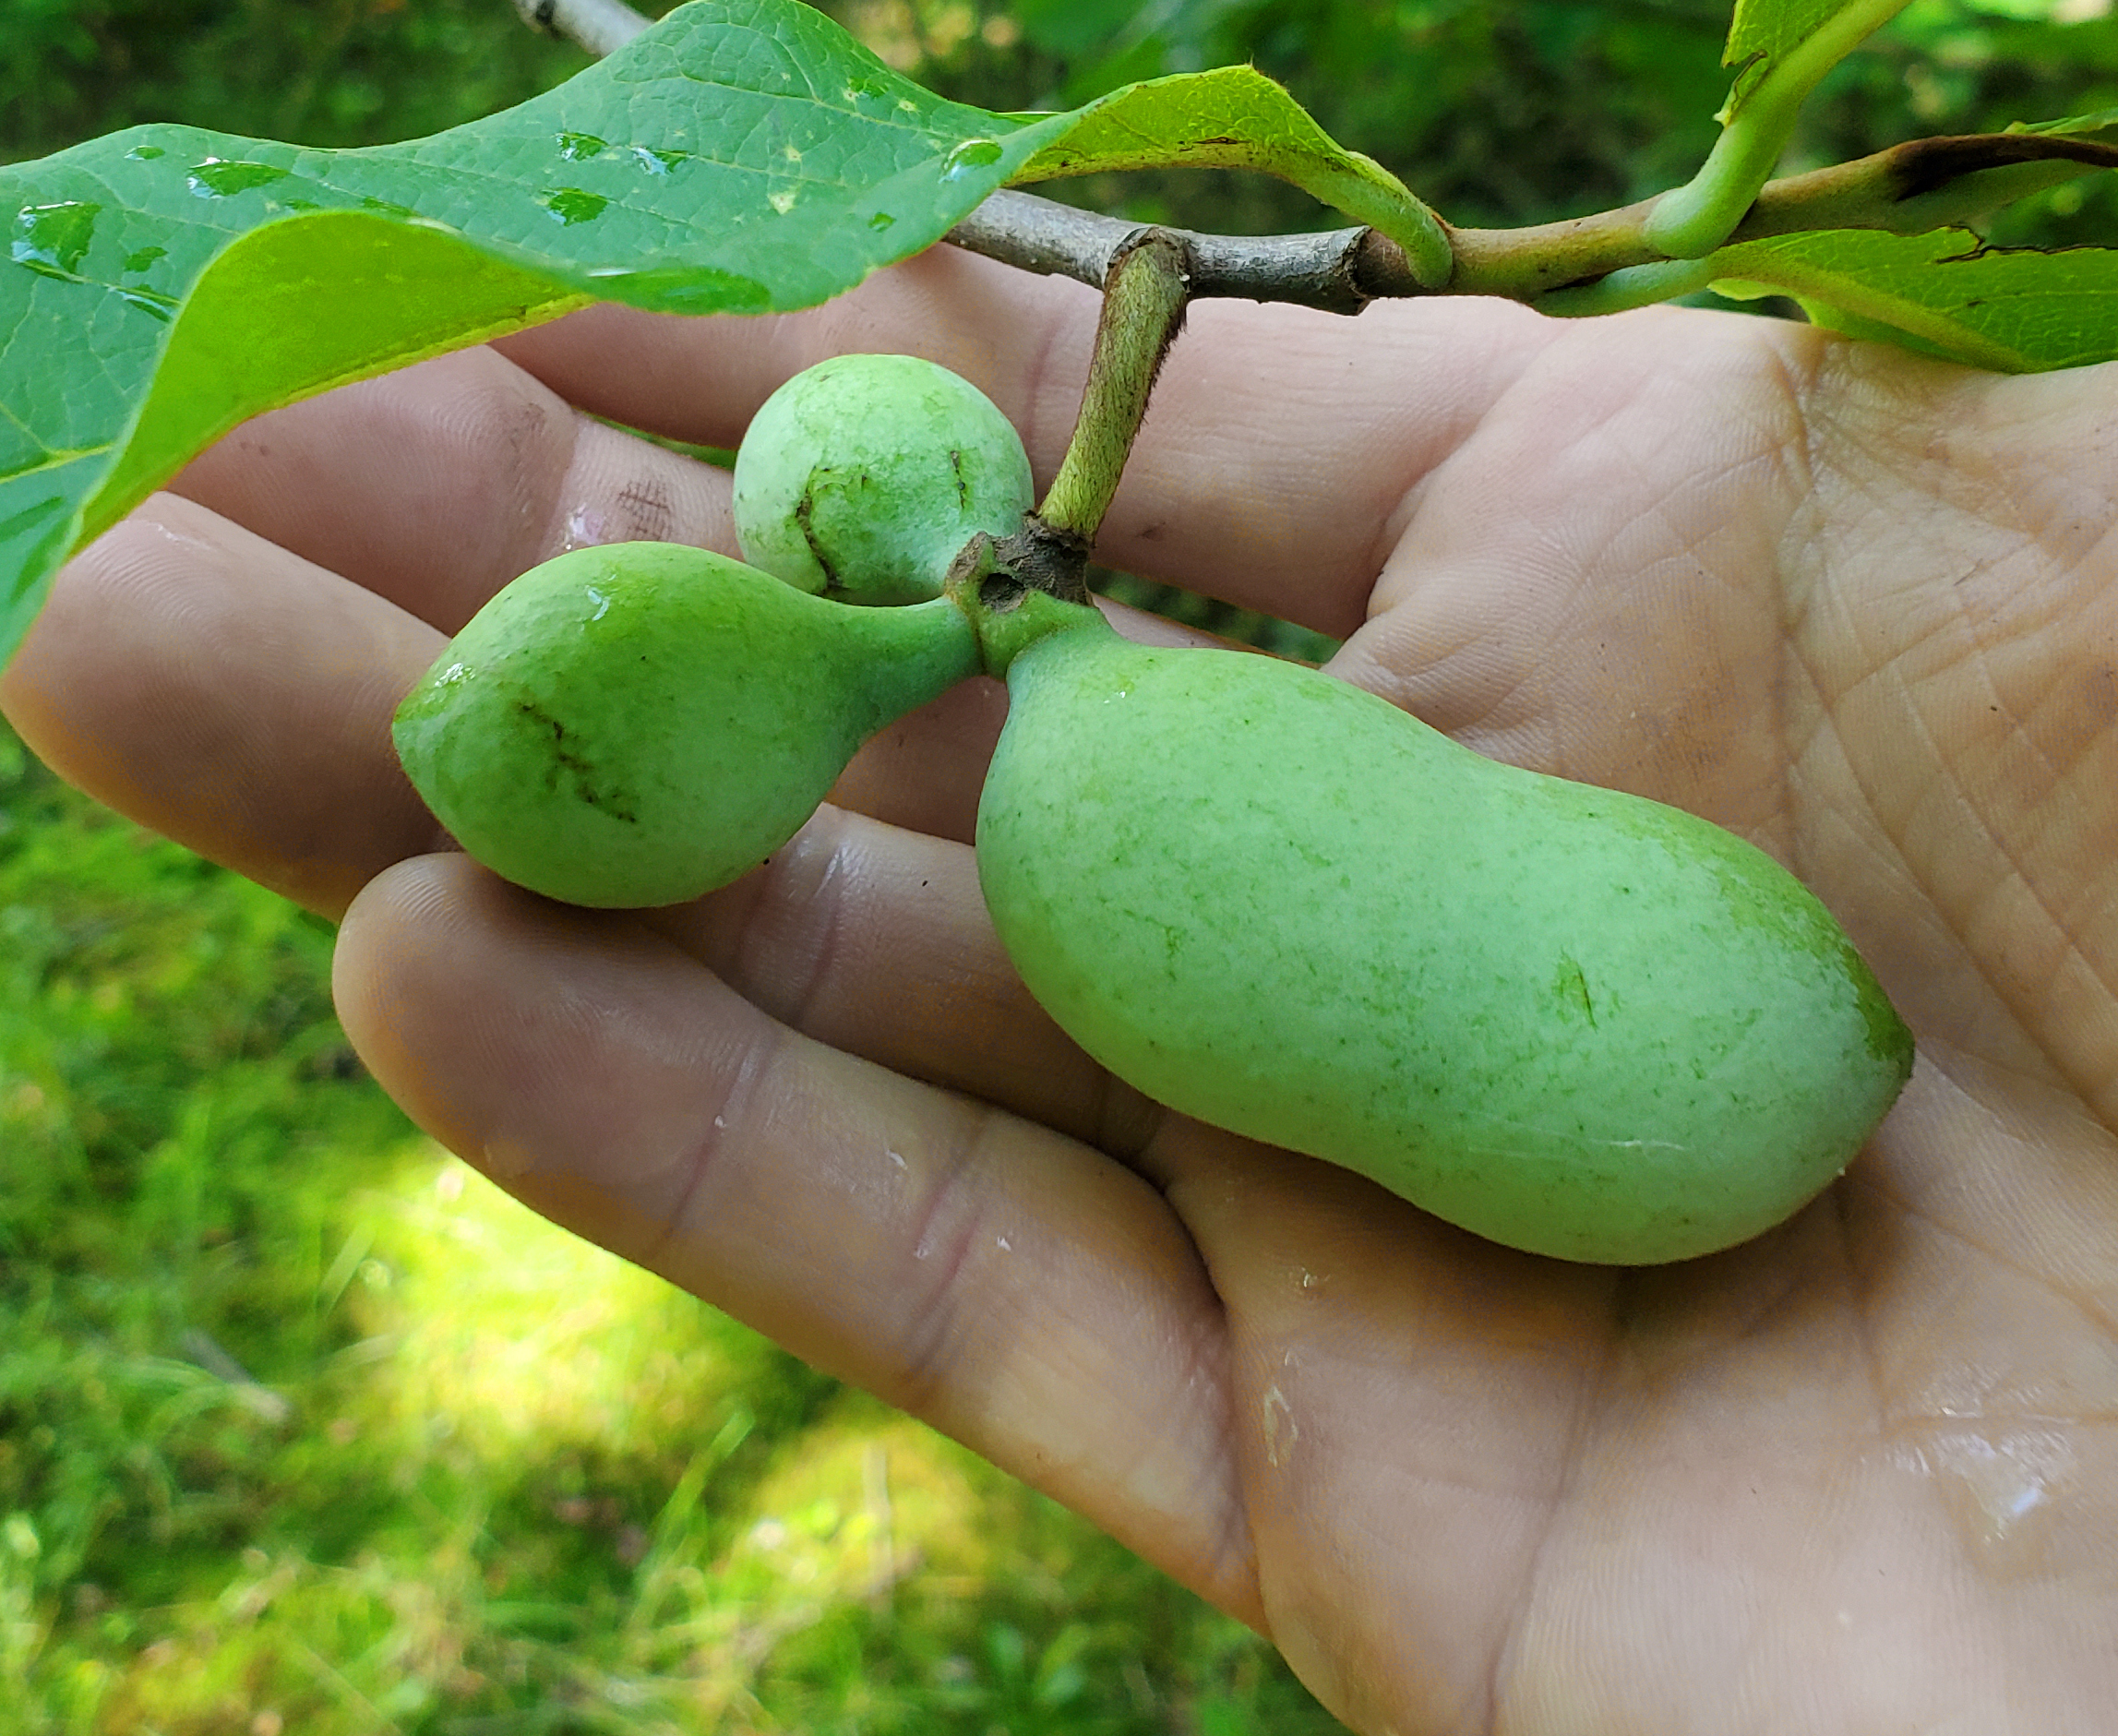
(1037, 229, 1192, 549)
(1644, 0, 1917, 259)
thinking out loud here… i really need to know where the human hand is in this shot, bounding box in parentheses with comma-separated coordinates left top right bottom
(6, 245, 2113, 1733)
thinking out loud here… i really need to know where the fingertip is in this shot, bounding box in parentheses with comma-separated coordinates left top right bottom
(335, 853, 744, 1199)
(333, 855, 494, 1161)
(5, 499, 444, 917)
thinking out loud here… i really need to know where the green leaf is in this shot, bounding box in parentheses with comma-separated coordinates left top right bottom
(96, 214, 596, 549)
(1708, 229, 2118, 371)
(0, 0, 1074, 666)
(0, 0, 1453, 673)
(1007, 65, 1451, 284)
(1720, 0, 1909, 117)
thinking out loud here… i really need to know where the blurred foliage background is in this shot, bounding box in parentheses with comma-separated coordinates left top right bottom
(2, 2, 2115, 1731)
(6, 0, 2115, 235)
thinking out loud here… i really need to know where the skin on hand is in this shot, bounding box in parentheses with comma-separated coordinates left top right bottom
(4, 245, 2116, 1735)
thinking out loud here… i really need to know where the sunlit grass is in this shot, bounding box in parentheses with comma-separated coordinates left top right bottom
(0, 724, 1339, 1733)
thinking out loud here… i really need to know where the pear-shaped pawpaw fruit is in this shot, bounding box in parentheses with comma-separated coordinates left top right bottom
(973, 605, 1913, 1265)
(394, 542, 979, 908)
(734, 353, 1034, 605)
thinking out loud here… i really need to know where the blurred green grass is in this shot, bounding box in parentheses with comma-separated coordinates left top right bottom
(0, 719, 1336, 1732)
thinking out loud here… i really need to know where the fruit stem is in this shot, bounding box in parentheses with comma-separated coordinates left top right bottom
(1037, 229, 1191, 549)
(844, 593, 988, 730)
(943, 533, 1109, 676)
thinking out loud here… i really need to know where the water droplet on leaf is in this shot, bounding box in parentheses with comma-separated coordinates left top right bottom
(124, 144, 165, 162)
(940, 138, 1004, 181)
(10, 201, 100, 277)
(555, 132, 606, 162)
(629, 145, 690, 175)
(868, 211, 896, 231)
(540, 187, 610, 226)
(185, 159, 290, 198)
(116, 284, 180, 321)
(589, 262, 772, 314)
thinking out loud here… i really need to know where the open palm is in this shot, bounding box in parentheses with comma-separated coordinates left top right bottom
(6, 246, 2113, 1734)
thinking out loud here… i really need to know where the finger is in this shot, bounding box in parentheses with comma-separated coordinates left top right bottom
(0, 493, 442, 917)
(171, 342, 740, 635)
(495, 245, 1558, 636)
(161, 316, 1250, 856)
(11, 488, 968, 912)
(5, 478, 1236, 917)
(644, 800, 1162, 1150)
(332, 850, 1262, 1625)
